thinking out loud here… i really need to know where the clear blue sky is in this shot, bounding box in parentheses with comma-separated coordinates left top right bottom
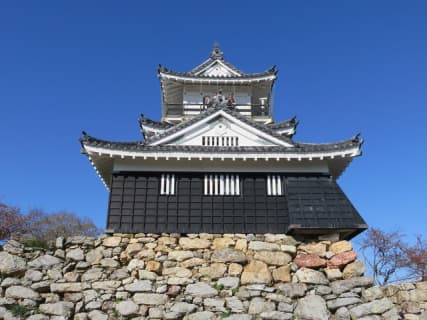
(1, 1, 426, 240)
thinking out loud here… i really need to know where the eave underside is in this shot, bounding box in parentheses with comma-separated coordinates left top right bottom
(82, 148, 357, 191)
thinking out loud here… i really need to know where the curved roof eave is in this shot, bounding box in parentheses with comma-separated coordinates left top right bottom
(81, 134, 361, 158)
(82, 140, 360, 187)
(158, 67, 277, 82)
(139, 114, 173, 132)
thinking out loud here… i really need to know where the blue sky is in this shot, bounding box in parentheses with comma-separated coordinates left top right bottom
(1, 1, 426, 240)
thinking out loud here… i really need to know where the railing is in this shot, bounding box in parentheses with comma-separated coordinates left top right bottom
(163, 104, 271, 117)
(252, 105, 271, 117)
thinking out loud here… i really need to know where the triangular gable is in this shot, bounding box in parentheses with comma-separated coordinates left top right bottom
(194, 60, 241, 77)
(149, 109, 294, 148)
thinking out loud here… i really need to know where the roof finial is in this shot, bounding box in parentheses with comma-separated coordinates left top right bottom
(210, 42, 223, 60)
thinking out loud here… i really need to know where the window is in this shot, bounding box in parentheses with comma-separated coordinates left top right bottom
(160, 174, 175, 195)
(204, 174, 240, 196)
(202, 136, 239, 146)
(267, 175, 283, 196)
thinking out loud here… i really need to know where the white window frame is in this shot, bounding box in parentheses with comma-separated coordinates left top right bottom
(267, 175, 283, 196)
(160, 174, 176, 195)
(204, 174, 240, 196)
(201, 136, 239, 146)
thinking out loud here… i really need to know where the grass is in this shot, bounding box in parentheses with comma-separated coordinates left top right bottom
(112, 309, 120, 319)
(8, 304, 35, 318)
(22, 238, 50, 249)
(214, 283, 225, 291)
(221, 308, 232, 318)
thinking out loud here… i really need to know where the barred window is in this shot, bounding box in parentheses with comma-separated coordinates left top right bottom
(202, 136, 239, 146)
(160, 174, 175, 195)
(267, 175, 283, 196)
(204, 174, 240, 196)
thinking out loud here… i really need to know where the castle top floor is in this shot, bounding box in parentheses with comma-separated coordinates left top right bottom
(158, 44, 277, 124)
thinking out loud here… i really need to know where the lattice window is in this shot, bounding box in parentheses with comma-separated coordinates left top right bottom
(204, 174, 240, 196)
(160, 174, 175, 195)
(202, 136, 239, 146)
(267, 175, 283, 196)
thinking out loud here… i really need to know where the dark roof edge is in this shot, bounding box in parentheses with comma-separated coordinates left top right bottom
(143, 105, 294, 145)
(158, 64, 277, 79)
(80, 131, 144, 147)
(268, 116, 299, 131)
(294, 133, 363, 151)
(80, 137, 361, 154)
(287, 224, 368, 240)
(139, 114, 173, 130)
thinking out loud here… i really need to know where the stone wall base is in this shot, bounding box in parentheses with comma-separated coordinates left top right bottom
(0, 233, 426, 319)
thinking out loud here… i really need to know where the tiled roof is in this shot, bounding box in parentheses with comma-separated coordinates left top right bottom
(141, 105, 295, 145)
(140, 110, 297, 137)
(139, 114, 173, 130)
(158, 44, 277, 80)
(189, 44, 244, 75)
(80, 132, 361, 155)
(81, 105, 362, 154)
(158, 65, 277, 80)
(268, 116, 298, 130)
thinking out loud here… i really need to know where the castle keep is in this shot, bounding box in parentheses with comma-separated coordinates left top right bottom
(80, 45, 367, 239)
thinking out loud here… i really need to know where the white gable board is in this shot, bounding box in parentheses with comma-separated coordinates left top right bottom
(195, 60, 241, 77)
(172, 118, 274, 146)
(150, 110, 294, 148)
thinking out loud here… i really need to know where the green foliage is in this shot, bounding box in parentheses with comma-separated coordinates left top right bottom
(8, 304, 35, 317)
(112, 309, 120, 319)
(231, 286, 239, 295)
(221, 308, 232, 318)
(214, 283, 224, 291)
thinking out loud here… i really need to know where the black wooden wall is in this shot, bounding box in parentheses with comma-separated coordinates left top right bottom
(107, 172, 289, 234)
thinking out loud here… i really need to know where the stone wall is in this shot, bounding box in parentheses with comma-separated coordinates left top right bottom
(0, 233, 426, 320)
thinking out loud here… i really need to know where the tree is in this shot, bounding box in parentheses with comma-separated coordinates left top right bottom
(25, 209, 102, 242)
(404, 235, 427, 282)
(359, 228, 407, 285)
(0, 202, 28, 242)
(360, 227, 427, 284)
(1, 202, 102, 247)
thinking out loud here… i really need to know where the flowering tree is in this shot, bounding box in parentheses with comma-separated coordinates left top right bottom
(0, 202, 28, 242)
(1, 202, 101, 247)
(404, 235, 427, 282)
(360, 228, 427, 284)
(359, 228, 407, 285)
(25, 209, 102, 241)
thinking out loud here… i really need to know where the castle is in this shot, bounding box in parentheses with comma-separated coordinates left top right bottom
(80, 44, 366, 239)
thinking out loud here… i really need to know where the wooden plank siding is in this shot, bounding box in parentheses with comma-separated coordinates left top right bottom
(107, 172, 289, 234)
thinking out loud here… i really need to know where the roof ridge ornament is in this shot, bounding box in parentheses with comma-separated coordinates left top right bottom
(210, 42, 223, 60)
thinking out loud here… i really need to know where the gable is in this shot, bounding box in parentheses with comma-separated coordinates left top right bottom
(195, 60, 241, 77)
(149, 110, 294, 147)
(172, 118, 276, 147)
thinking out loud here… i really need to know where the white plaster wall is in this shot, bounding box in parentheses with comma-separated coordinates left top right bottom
(113, 157, 329, 173)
